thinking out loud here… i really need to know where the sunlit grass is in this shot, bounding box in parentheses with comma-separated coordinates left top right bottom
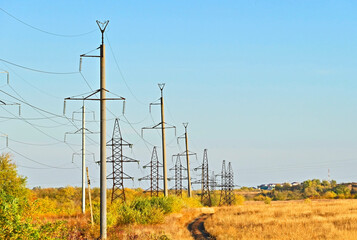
(205, 199, 357, 240)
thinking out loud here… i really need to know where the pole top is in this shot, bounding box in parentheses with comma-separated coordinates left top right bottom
(96, 20, 109, 44)
(183, 122, 188, 129)
(96, 20, 109, 33)
(158, 83, 165, 91)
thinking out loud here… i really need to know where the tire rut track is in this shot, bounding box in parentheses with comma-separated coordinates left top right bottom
(187, 214, 216, 240)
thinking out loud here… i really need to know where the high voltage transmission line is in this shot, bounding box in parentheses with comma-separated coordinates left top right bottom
(107, 119, 139, 203)
(193, 149, 211, 207)
(0, 8, 96, 38)
(169, 155, 187, 197)
(138, 146, 163, 197)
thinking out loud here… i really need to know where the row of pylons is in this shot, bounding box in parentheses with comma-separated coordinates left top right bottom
(106, 117, 235, 206)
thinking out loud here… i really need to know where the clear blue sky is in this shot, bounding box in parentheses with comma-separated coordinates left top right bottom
(1, 1, 357, 188)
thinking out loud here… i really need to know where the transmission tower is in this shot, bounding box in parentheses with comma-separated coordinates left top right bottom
(141, 84, 176, 197)
(193, 149, 211, 206)
(63, 20, 125, 239)
(138, 146, 163, 197)
(64, 103, 97, 214)
(169, 155, 187, 197)
(226, 162, 235, 205)
(219, 160, 227, 205)
(210, 171, 217, 192)
(176, 123, 196, 197)
(107, 118, 139, 203)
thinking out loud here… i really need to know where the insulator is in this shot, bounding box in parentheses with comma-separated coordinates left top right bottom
(122, 101, 126, 115)
(79, 57, 82, 72)
(63, 101, 66, 115)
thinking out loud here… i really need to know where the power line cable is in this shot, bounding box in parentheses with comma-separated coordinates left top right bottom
(0, 58, 78, 75)
(8, 146, 79, 169)
(105, 32, 146, 105)
(0, 8, 96, 38)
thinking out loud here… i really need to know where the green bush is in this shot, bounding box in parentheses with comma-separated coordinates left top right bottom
(253, 194, 266, 201)
(324, 191, 337, 199)
(235, 195, 245, 205)
(264, 197, 272, 205)
(115, 196, 185, 225)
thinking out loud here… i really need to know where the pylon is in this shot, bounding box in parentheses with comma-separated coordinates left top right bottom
(138, 146, 163, 197)
(106, 118, 139, 203)
(226, 162, 235, 205)
(210, 171, 217, 192)
(219, 160, 227, 205)
(193, 149, 211, 206)
(169, 155, 187, 197)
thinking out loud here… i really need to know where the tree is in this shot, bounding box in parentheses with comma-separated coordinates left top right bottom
(0, 153, 28, 199)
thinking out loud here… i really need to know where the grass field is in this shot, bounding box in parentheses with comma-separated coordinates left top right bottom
(205, 199, 357, 240)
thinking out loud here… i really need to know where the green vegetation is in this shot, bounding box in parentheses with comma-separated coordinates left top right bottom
(253, 179, 355, 201)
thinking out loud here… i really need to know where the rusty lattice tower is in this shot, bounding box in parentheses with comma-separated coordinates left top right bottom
(106, 118, 139, 203)
(138, 146, 163, 197)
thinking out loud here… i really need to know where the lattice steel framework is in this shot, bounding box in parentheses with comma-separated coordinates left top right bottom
(210, 171, 217, 192)
(138, 146, 163, 197)
(107, 118, 139, 203)
(219, 160, 227, 205)
(169, 155, 187, 197)
(226, 162, 235, 205)
(193, 149, 211, 206)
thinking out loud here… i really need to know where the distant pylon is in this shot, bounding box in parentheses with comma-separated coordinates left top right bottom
(219, 160, 227, 205)
(138, 146, 163, 197)
(194, 149, 211, 206)
(226, 162, 235, 205)
(169, 155, 187, 197)
(210, 171, 217, 192)
(106, 118, 139, 203)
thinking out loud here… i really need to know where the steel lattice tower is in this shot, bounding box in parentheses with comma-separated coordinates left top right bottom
(169, 155, 187, 197)
(138, 147, 163, 197)
(193, 149, 211, 206)
(210, 171, 217, 192)
(106, 118, 139, 203)
(226, 162, 235, 205)
(219, 160, 227, 205)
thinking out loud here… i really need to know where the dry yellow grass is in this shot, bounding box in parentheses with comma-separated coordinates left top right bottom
(118, 208, 205, 240)
(205, 199, 357, 240)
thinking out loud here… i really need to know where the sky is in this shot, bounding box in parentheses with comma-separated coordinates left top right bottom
(1, 1, 357, 189)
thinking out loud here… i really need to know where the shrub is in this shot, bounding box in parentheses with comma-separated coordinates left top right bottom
(324, 191, 337, 199)
(264, 197, 272, 205)
(253, 194, 266, 201)
(235, 195, 245, 205)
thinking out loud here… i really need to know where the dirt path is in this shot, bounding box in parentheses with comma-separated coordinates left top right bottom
(187, 214, 216, 240)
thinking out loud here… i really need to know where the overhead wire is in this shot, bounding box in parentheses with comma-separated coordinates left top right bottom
(7, 146, 79, 169)
(0, 58, 78, 75)
(0, 7, 96, 38)
(2, 62, 63, 99)
(105, 32, 146, 105)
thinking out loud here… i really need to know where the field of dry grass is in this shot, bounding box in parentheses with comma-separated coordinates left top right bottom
(118, 208, 209, 240)
(205, 199, 357, 240)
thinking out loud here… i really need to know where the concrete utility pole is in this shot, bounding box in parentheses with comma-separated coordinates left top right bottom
(64, 103, 96, 214)
(159, 84, 168, 196)
(64, 20, 126, 239)
(141, 84, 176, 197)
(86, 167, 94, 226)
(97, 20, 109, 240)
(81, 105, 86, 213)
(183, 123, 192, 197)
